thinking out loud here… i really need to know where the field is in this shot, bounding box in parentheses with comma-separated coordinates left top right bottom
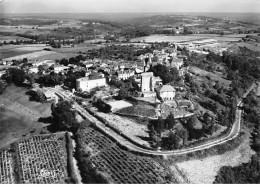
(0, 85, 52, 149)
(131, 34, 259, 43)
(1, 43, 102, 61)
(75, 124, 176, 183)
(115, 105, 157, 118)
(0, 133, 69, 184)
(17, 134, 67, 183)
(2, 50, 57, 61)
(0, 26, 51, 35)
(0, 35, 31, 43)
(0, 44, 47, 59)
(131, 34, 219, 43)
(107, 100, 133, 112)
(96, 112, 150, 147)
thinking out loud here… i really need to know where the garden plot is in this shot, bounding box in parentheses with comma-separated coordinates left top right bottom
(17, 134, 68, 184)
(0, 149, 15, 184)
(96, 112, 150, 147)
(107, 100, 133, 112)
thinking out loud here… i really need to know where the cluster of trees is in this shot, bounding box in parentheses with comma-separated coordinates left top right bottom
(148, 109, 227, 150)
(0, 81, 6, 95)
(149, 64, 181, 84)
(109, 76, 140, 99)
(223, 52, 260, 80)
(93, 99, 111, 113)
(51, 100, 78, 131)
(118, 78, 140, 99)
(87, 44, 153, 61)
(5, 68, 26, 86)
(122, 25, 153, 38)
(27, 89, 47, 103)
(37, 72, 65, 87)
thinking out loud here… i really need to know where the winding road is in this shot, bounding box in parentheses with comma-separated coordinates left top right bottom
(49, 83, 256, 156)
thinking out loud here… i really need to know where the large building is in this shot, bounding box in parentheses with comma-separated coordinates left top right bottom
(76, 76, 106, 92)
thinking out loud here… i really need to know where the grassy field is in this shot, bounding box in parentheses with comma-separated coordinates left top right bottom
(0, 85, 52, 149)
(0, 44, 48, 59)
(3, 50, 57, 61)
(188, 66, 231, 88)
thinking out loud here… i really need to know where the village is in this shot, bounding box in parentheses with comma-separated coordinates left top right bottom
(0, 38, 240, 151)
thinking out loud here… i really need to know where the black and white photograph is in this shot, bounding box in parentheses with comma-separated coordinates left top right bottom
(0, 0, 260, 184)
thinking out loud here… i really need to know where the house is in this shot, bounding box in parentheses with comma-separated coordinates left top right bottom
(117, 70, 135, 80)
(53, 65, 69, 74)
(28, 67, 39, 74)
(76, 76, 106, 92)
(170, 58, 183, 70)
(156, 85, 176, 102)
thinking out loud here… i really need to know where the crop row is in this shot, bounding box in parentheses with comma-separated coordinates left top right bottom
(17, 135, 67, 184)
(0, 149, 15, 184)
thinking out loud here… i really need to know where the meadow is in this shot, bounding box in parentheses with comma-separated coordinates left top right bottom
(0, 85, 52, 149)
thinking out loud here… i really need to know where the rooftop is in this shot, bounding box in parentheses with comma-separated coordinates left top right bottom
(157, 85, 176, 92)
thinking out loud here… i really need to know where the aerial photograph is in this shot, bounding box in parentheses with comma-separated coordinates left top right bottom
(0, 0, 260, 184)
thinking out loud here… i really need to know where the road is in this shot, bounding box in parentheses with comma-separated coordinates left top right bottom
(49, 83, 256, 156)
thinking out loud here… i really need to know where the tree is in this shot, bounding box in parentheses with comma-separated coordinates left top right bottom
(34, 90, 46, 103)
(51, 101, 77, 131)
(94, 99, 111, 113)
(149, 64, 180, 84)
(109, 75, 123, 88)
(59, 58, 69, 66)
(118, 87, 129, 99)
(7, 68, 26, 86)
(0, 81, 6, 95)
(166, 112, 175, 129)
(167, 132, 182, 150)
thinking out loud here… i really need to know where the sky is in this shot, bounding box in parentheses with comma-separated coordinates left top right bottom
(0, 0, 259, 13)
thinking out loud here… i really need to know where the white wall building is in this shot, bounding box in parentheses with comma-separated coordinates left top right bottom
(76, 77, 106, 92)
(53, 66, 69, 74)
